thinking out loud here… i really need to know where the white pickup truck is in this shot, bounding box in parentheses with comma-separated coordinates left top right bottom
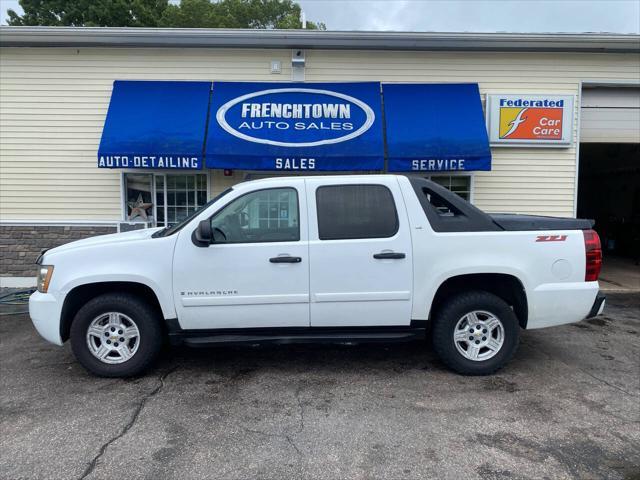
(29, 175, 605, 377)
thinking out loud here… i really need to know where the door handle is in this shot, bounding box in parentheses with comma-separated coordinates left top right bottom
(373, 252, 406, 259)
(269, 256, 302, 263)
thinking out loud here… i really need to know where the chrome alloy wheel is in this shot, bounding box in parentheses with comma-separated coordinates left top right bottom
(453, 310, 504, 361)
(86, 312, 140, 364)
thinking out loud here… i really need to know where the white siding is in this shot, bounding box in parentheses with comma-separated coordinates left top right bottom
(0, 47, 292, 220)
(1, 47, 639, 220)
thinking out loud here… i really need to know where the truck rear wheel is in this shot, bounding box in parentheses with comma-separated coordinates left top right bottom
(432, 291, 519, 375)
(70, 293, 163, 377)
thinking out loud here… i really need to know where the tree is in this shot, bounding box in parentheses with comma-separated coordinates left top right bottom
(7, 0, 169, 27)
(7, 0, 325, 29)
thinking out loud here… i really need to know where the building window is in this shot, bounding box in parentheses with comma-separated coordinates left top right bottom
(123, 173, 208, 226)
(426, 175, 472, 201)
(124, 173, 153, 222)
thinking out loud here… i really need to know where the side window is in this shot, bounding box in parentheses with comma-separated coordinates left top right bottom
(211, 188, 299, 243)
(316, 185, 398, 240)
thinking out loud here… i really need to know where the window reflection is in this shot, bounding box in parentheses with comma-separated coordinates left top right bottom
(125, 174, 153, 222)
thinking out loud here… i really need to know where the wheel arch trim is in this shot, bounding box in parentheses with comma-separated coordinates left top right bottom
(427, 272, 529, 329)
(59, 279, 170, 342)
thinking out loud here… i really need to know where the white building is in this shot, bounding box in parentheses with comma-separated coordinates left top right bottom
(1, 27, 639, 285)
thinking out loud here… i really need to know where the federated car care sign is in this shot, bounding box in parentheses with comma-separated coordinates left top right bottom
(486, 94, 574, 147)
(205, 82, 384, 171)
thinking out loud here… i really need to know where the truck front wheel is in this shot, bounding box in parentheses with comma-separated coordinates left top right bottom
(432, 291, 519, 375)
(70, 293, 163, 377)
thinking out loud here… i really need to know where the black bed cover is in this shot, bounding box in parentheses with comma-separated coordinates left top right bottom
(490, 214, 594, 231)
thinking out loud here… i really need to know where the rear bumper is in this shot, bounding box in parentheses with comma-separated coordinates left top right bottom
(586, 292, 606, 319)
(527, 281, 600, 329)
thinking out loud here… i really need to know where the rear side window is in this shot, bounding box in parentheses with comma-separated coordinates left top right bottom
(422, 188, 464, 217)
(316, 185, 399, 240)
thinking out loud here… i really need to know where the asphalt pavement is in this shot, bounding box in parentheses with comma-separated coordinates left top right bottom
(1, 293, 639, 480)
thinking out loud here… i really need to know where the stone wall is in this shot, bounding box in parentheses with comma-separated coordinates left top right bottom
(0, 225, 117, 277)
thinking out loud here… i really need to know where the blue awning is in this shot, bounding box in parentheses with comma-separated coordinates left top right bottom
(205, 82, 384, 171)
(98, 81, 211, 169)
(383, 83, 491, 172)
(96, 81, 491, 173)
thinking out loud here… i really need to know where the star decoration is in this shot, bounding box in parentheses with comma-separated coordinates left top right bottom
(127, 194, 153, 221)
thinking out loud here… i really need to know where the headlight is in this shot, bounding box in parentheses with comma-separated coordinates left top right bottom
(37, 265, 54, 293)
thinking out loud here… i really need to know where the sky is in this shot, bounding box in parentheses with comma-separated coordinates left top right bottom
(1, 0, 639, 33)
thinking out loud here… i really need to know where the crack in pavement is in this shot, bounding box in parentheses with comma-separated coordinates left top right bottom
(242, 427, 302, 456)
(294, 386, 305, 433)
(576, 367, 639, 398)
(78, 367, 178, 480)
(521, 339, 639, 398)
(285, 434, 301, 456)
(240, 386, 306, 457)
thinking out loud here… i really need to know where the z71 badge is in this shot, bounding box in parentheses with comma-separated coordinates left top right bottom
(535, 235, 567, 242)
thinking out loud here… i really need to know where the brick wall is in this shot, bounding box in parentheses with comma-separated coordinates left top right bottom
(0, 225, 117, 277)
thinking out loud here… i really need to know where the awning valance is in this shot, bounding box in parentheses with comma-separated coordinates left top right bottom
(383, 83, 492, 172)
(97, 80, 211, 169)
(205, 82, 384, 171)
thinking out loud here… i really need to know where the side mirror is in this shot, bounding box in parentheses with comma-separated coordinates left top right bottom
(193, 219, 212, 247)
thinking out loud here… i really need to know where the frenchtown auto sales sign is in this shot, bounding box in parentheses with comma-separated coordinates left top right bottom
(215, 88, 376, 148)
(205, 82, 384, 171)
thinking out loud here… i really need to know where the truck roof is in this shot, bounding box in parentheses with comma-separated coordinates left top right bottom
(242, 174, 404, 184)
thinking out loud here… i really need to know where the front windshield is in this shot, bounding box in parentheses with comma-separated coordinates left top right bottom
(153, 187, 233, 237)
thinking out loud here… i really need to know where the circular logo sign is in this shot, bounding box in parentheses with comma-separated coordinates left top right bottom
(215, 88, 375, 148)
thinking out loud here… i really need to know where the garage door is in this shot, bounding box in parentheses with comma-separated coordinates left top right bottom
(581, 87, 640, 143)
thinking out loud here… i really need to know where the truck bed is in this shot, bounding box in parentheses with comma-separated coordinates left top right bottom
(408, 177, 594, 233)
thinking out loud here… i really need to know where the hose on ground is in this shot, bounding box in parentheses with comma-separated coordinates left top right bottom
(0, 288, 35, 315)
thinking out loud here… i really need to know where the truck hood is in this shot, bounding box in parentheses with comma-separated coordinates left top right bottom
(43, 227, 164, 259)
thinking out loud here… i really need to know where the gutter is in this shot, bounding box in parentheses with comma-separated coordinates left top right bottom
(1, 27, 639, 53)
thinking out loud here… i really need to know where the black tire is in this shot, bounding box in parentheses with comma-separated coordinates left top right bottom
(70, 293, 163, 377)
(432, 290, 519, 375)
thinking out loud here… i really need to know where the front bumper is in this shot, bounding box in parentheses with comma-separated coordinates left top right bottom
(28, 291, 64, 345)
(586, 292, 606, 319)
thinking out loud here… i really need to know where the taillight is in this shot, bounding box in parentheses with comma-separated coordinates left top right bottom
(583, 229, 602, 282)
